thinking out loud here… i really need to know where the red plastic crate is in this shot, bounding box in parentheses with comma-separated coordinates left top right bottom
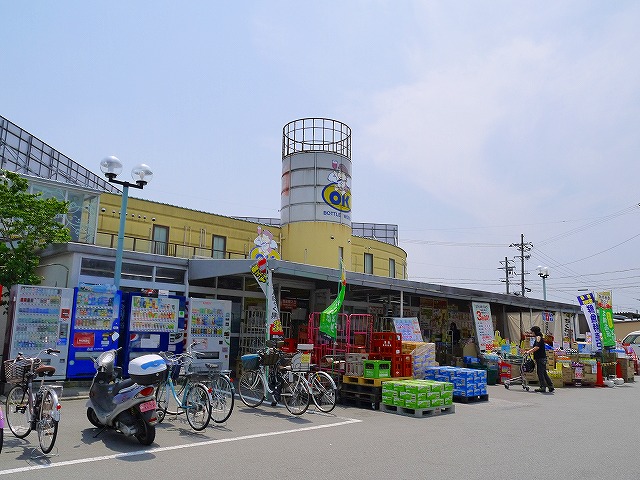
(371, 332, 402, 356)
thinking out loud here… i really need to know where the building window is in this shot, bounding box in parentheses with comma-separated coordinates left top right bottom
(152, 225, 169, 255)
(389, 258, 395, 278)
(212, 235, 226, 259)
(364, 253, 373, 274)
(338, 246, 344, 262)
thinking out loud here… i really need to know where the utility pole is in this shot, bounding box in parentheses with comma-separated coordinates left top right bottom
(509, 233, 533, 296)
(498, 257, 515, 294)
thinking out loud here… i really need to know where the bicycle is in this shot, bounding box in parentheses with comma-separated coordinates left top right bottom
(4, 348, 63, 454)
(0, 404, 4, 454)
(305, 365, 338, 413)
(155, 349, 212, 431)
(238, 340, 311, 415)
(199, 361, 234, 423)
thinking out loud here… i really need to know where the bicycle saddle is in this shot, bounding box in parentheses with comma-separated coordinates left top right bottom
(35, 365, 56, 377)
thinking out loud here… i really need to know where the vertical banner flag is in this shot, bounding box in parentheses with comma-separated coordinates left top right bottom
(596, 291, 616, 348)
(319, 259, 346, 341)
(577, 293, 603, 352)
(250, 257, 283, 338)
(471, 302, 493, 352)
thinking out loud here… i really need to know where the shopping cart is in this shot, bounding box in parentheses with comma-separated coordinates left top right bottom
(503, 353, 535, 391)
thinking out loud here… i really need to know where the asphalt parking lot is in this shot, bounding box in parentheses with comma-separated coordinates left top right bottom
(1, 380, 638, 480)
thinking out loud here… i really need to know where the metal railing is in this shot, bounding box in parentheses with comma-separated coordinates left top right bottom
(94, 231, 249, 259)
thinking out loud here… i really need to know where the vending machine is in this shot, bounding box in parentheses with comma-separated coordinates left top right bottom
(122, 292, 186, 375)
(186, 298, 232, 371)
(5, 285, 74, 380)
(67, 284, 122, 379)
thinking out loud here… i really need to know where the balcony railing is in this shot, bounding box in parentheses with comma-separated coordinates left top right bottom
(95, 232, 249, 260)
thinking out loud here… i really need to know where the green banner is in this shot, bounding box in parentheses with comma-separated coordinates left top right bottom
(596, 291, 616, 348)
(319, 267, 346, 341)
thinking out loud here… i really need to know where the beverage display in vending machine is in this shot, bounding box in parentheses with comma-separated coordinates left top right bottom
(4, 285, 74, 380)
(122, 292, 186, 375)
(67, 284, 122, 379)
(186, 298, 232, 371)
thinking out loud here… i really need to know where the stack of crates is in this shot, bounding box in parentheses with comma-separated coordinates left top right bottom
(369, 332, 411, 377)
(346, 353, 369, 377)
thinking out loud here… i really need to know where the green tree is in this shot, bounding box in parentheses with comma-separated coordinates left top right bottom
(0, 170, 71, 304)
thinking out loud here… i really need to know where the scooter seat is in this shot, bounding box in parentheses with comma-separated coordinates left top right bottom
(112, 378, 136, 394)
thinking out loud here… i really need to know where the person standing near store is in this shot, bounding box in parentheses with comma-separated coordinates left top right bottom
(526, 325, 555, 393)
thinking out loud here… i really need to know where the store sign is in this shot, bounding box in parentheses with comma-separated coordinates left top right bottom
(472, 302, 493, 352)
(281, 298, 297, 310)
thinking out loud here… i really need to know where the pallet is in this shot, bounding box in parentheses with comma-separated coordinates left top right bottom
(381, 402, 455, 418)
(453, 394, 489, 403)
(342, 375, 411, 387)
(339, 390, 381, 410)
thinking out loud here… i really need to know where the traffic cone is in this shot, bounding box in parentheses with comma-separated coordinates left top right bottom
(595, 361, 605, 387)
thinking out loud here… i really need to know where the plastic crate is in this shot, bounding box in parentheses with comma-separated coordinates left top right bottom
(371, 332, 402, 356)
(363, 360, 391, 378)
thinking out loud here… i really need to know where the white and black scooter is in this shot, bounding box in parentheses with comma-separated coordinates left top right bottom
(86, 344, 166, 446)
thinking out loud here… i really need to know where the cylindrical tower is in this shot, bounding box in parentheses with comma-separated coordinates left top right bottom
(280, 118, 352, 269)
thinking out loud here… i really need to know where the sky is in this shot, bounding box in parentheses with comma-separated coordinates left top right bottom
(2, 1, 639, 312)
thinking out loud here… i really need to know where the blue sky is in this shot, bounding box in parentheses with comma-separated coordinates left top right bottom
(2, 1, 639, 312)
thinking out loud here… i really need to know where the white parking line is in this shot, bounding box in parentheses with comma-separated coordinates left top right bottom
(0, 418, 362, 475)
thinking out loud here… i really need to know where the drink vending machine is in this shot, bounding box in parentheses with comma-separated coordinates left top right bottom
(122, 292, 186, 375)
(67, 284, 122, 379)
(4, 285, 74, 380)
(186, 298, 231, 371)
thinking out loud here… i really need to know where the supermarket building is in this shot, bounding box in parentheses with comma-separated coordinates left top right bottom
(0, 115, 582, 371)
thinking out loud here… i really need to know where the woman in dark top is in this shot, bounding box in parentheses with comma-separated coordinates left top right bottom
(525, 325, 555, 393)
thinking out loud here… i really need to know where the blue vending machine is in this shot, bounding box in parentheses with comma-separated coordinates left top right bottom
(123, 292, 186, 375)
(68, 284, 122, 379)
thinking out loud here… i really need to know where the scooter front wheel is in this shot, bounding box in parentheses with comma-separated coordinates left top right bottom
(87, 407, 102, 428)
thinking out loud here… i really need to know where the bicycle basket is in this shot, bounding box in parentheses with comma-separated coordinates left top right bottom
(4, 358, 42, 384)
(241, 354, 260, 370)
(259, 349, 281, 366)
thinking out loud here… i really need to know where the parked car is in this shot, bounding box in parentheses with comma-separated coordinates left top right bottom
(621, 330, 640, 373)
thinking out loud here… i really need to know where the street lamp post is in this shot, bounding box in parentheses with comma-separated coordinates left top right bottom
(100, 156, 153, 289)
(537, 265, 549, 301)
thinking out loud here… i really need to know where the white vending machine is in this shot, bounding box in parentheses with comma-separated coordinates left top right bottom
(5, 285, 75, 380)
(186, 298, 231, 371)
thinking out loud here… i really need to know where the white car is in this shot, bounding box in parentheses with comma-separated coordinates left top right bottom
(622, 330, 640, 360)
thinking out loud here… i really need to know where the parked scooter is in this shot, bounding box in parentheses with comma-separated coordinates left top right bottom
(86, 346, 166, 446)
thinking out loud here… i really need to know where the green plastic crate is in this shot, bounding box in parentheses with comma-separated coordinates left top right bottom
(363, 360, 391, 378)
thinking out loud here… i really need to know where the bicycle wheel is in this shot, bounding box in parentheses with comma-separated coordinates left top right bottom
(282, 373, 310, 415)
(209, 375, 234, 423)
(184, 383, 211, 431)
(37, 389, 59, 454)
(5, 385, 31, 438)
(155, 381, 178, 422)
(310, 371, 337, 413)
(238, 370, 265, 408)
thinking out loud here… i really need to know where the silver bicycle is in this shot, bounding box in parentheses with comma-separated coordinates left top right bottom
(4, 348, 63, 454)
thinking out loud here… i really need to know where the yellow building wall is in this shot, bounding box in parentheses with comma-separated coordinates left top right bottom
(98, 193, 273, 259)
(97, 193, 407, 276)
